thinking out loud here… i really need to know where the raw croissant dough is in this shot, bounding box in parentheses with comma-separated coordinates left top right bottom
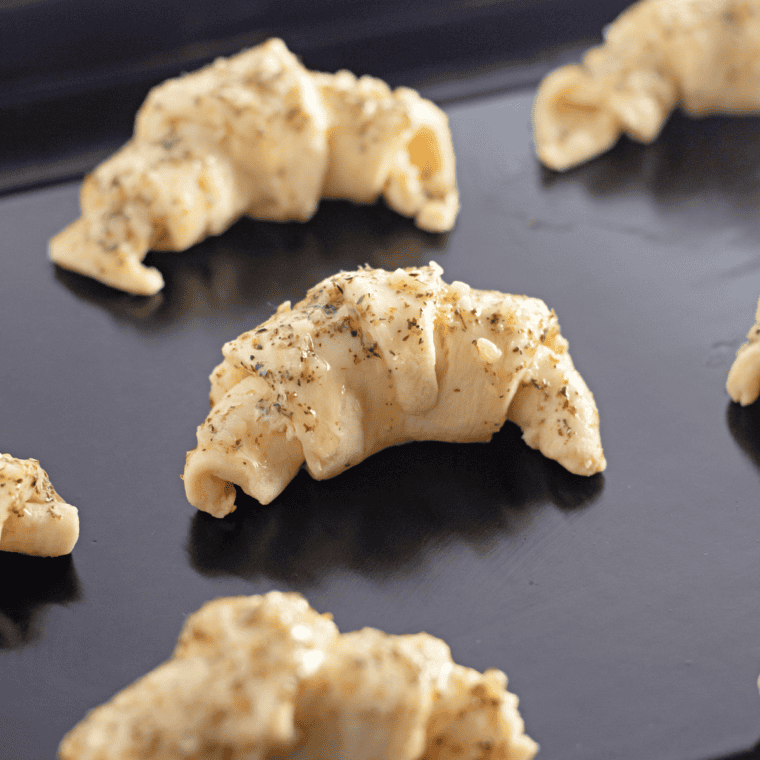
(533, 0, 760, 171)
(49, 39, 458, 295)
(727, 296, 760, 405)
(58, 591, 538, 760)
(184, 262, 605, 515)
(0, 453, 79, 556)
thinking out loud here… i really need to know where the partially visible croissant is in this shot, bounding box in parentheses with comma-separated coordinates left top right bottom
(49, 39, 458, 295)
(0, 454, 79, 556)
(533, 0, 760, 171)
(727, 296, 760, 406)
(58, 591, 538, 760)
(184, 263, 605, 516)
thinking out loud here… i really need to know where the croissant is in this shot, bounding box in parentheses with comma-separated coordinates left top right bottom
(727, 296, 760, 405)
(49, 39, 458, 295)
(183, 262, 605, 516)
(59, 591, 538, 760)
(533, 0, 760, 171)
(0, 453, 79, 556)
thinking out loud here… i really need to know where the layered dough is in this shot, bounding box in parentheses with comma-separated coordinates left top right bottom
(184, 262, 605, 515)
(58, 591, 538, 760)
(533, 0, 760, 171)
(49, 39, 458, 295)
(727, 296, 760, 405)
(0, 453, 79, 556)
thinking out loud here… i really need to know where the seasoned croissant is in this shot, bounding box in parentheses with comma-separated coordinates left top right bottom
(0, 453, 79, 556)
(183, 262, 605, 516)
(727, 296, 760, 405)
(533, 0, 760, 171)
(58, 591, 538, 760)
(49, 39, 459, 295)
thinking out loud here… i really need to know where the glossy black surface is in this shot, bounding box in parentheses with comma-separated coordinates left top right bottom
(0, 0, 628, 195)
(3, 80, 760, 760)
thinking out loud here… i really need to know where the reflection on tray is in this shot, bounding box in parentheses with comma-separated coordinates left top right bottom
(0, 553, 80, 649)
(727, 400, 760, 471)
(188, 422, 604, 585)
(54, 200, 448, 328)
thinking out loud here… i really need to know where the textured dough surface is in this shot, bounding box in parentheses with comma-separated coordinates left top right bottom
(727, 296, 760, 405)
(58, 591, 538, 760)
(0, 453, 79, 556)
(184, 262, 605, 516)
(533, 0, 760, 171)
(49, 39, 459, 295)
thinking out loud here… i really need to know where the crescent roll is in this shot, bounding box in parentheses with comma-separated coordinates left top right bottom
(533, 0, 760, 171)
(183, 262, 605, 516)
(59, 591, 538, 760)
(727, 296, 760, 405)
(0, 453, 79, 556)
(49, 39, 459, 295)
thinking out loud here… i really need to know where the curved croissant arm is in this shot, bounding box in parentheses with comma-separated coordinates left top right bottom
(59, 591, 538, 760)
(50, 39, 328, 295)
(727, 296, 760, 406)
(0, 453, 79, 556)
(48, 138, 257, 295)
(50, 39, 459, 295)
(315, 70, 459, 232)
(533, 0, 760, 172)
(184, 263, 605, 516)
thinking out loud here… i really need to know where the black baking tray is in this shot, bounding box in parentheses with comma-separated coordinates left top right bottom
(3, 3, 760, 759)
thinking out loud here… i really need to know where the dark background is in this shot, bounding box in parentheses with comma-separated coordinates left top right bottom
(3, 2, 760, 760)
(0, 0, 632, 195)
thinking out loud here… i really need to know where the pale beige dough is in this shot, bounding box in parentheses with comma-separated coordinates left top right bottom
(49, 39, 459, 295)
(183, 262, 605, 516)
(314, 70, 459, 233)
(533, 0, 760, 171)
(0, 453, 79, 556)
(58, 591, 538, 760)
(727, 296, 760, 405)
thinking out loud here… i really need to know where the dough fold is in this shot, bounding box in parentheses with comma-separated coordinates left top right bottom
(727, 296, 760, 405)
(0, 453, 79, 556)
(58, 591, 538, 760)
(533, 0, 760, 171)
(49, 39, 459, 295)
(184, 262, 605, 516)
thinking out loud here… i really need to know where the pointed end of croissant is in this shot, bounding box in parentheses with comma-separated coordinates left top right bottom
(50, 218, 165, 296)
(0, 502, 79, 557)
(727, 341, 760, 406)
(184, 442, 301, 516)
(184, 452, 241, 517)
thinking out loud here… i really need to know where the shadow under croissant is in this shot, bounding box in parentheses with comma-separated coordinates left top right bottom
(0, 553, 80, 649)
(54, 199, 449, 331)
(540, 112, 760, 229)
(187, 421, 604, 586)
(707, 738, 760, 760)
(726, 400, 760, 472)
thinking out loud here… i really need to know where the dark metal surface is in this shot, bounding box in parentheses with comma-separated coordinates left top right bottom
(0, 0, 628, 197)
(3, 72, 760, 760)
